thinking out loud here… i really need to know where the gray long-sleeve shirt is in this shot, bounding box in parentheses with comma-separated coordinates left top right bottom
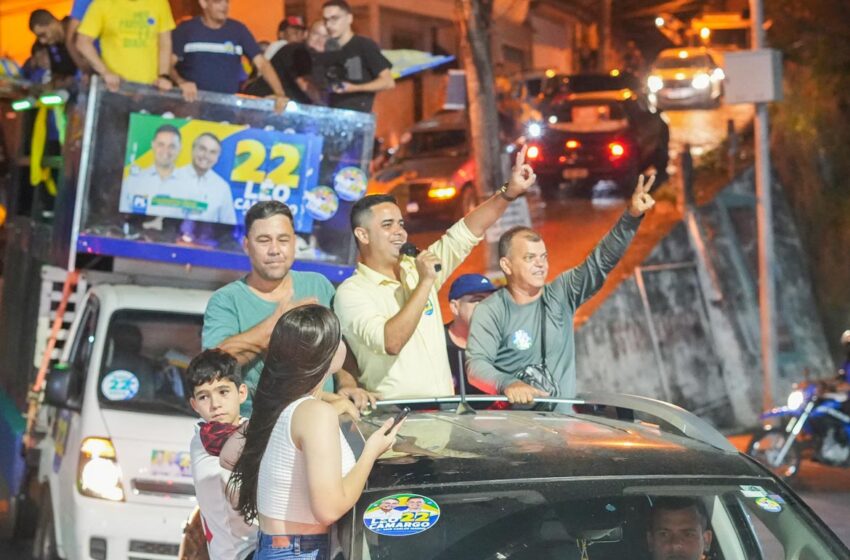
(466, 212, 642, 399)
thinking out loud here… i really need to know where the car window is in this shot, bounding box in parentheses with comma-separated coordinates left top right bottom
(67, 295, 100, 400)
(525, 78, 543, 98)
(348, 478, 846, 560)
(96, 309, 202, 416)
(655, 54, 713, 69)
(549, 100, 628, 132)
(396, 129, 468, 159)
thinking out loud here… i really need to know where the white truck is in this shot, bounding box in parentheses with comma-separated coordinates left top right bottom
(0, 77, 370, 559)
(30, 277, 212, 560)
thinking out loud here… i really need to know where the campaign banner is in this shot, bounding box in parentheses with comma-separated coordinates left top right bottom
(118, 112, 331, 233)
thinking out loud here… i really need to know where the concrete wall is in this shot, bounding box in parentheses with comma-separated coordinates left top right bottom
(575, 169, 832, 429)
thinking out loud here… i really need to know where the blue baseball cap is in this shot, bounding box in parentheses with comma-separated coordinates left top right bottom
(448, 274, 497, 301)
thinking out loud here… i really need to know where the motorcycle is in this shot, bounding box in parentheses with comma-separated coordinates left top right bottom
(747, 377, 850, 479)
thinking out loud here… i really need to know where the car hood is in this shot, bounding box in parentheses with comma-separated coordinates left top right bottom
(369, 156, 469, 194)
(101, 409, 198, 506)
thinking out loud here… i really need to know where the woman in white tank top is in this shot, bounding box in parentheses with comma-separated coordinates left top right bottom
(228, 305, 404, 560)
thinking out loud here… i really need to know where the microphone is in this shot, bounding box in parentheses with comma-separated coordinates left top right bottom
(400, 242, 442, 272)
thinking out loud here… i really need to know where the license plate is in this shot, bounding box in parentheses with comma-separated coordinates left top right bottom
(562, 168, 589, 180)
(665, 88, 693, 99)
(406, 201, 420, 214)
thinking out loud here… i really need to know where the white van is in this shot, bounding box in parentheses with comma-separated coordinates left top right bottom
(32, 283, 211, 560)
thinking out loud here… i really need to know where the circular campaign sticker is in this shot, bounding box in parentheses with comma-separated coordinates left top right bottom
(101, 370, 140, 401)
(333, 167, 367, 202)
(755, 497, 782, 513)
(363, 494, 441, 537)
(305, 186, 339, 221)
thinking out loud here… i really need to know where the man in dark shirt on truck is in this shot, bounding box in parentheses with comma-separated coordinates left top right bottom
(319, 0, 394, 113)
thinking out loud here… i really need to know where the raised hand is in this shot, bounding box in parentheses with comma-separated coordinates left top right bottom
(628, 173, 656, 217)
(504, 144, 538, 200)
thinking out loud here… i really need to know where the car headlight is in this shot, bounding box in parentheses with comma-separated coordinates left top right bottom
(786, 390, 805, 411)
(647, 75, 663, 93)
(692, 73, 711, 89)
(527, 122, 543, 138)
(711, 68, 725, 81)
(78, 437, 125, 501)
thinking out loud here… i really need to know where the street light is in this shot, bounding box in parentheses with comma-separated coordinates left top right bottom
(655, 16, 665, 27)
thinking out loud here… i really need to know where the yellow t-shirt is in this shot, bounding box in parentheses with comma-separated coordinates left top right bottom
(78, 0, 175, 84)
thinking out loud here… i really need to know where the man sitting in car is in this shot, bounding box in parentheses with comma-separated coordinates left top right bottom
(646, 497, 714, 560)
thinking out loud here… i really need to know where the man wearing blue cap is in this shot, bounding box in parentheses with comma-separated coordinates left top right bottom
(445, 274, 497, 395)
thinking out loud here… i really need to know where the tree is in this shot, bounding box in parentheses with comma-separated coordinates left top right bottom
(455, 0, 504, 196)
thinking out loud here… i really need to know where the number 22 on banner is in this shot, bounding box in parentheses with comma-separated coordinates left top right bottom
(230, 139, 301, 187)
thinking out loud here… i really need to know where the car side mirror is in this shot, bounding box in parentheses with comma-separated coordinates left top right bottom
(44, 364, 81, 411)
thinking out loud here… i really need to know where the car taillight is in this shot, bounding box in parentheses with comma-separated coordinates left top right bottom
(526, 145, 541, 160)
(565, 139, 581, 150)
(607, 142, 627, 161)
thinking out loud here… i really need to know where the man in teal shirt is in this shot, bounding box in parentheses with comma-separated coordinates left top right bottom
(202, 200, 373, 416)
(467, 175, 656, 406)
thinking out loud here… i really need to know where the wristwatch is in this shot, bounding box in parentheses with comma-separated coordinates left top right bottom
(498, 182, 518, 202)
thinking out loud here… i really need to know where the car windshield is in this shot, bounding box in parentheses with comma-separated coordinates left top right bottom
(347, 478, 845, 560)
(655, 53, 714, 69)
(544, 74, 639, 97)
(97, 309, 201, 416)
(549, 100, 628, 132)
(395, 129, 468, 160)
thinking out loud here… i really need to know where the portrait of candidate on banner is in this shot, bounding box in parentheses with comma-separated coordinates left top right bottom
(117, 113, 324, 232)
(119, 121, 237, 225)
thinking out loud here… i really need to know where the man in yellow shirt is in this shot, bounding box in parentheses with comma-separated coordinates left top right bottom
(76, 0, 175, 91)
(334, 147, 537, 399)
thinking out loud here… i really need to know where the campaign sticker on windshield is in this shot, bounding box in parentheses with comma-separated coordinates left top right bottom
(739, 485, 768, 498)
(363, 493, 441, 537)
(755, 497, 783, 513)
(101, 370, 140, 401)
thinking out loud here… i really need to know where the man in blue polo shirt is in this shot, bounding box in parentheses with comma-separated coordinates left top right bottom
(171, 0, 286, 104)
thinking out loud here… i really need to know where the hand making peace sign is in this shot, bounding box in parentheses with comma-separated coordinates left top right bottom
(628, 173, 656, 217)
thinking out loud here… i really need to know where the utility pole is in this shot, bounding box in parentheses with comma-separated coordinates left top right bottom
(455, 0, 504, 201)
(750, 0, 777, 411)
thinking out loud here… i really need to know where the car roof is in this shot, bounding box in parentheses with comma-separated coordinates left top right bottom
(410, 110, 467, 133)
(351, 405, 764, 492)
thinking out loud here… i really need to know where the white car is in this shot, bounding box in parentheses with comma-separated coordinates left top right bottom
(30, 284, 210, 559)
(647, 47, 725, 109)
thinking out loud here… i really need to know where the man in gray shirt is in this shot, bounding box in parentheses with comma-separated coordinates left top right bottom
(466, 175, 656, 405)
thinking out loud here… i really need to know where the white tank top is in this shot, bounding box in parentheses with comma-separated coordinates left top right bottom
(257, 396, 356, 524)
